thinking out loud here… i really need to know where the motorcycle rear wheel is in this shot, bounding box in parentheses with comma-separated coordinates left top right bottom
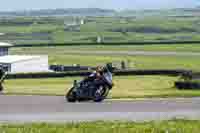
(66, 87, 76, 102)
(0, 84, 3, 92)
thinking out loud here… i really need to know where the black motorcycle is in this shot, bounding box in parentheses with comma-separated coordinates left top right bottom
(66, 67, 113, 102)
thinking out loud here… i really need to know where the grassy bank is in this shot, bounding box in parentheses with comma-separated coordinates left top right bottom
(1, 120, 200, 133)
(4, 76, 200, 98)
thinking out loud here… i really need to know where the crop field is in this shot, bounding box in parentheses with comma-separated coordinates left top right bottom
(4, 76, 200, 98)
(0, 16, 200, 44)
(1, 120, 200, 133)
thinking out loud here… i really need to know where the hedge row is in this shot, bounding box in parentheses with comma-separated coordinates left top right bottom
(5, 69, 191, 80)
(114, 69, 189, 76)
(5, 71, 91, 79)
(13, 41, 200, 47)
(189, 72, 200, 80)
(175, 81, 200, 90)
(49, 65, 93, 72)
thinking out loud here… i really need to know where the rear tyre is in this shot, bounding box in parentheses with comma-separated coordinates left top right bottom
(0, 84, 3, 92)
(66, 88, 76, 102)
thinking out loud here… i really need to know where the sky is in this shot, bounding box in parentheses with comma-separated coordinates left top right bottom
(1, 0, 200, 11)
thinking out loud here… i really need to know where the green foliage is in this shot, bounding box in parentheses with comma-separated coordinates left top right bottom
(1, 120, 200, 133)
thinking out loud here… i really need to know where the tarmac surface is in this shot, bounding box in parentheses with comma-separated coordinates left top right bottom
(65, 50, 200, 56)
(1, 95, 200, 123)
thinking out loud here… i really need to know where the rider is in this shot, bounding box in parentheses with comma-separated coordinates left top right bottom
(85, 64, 114, 88)
(84, 65, 104, 82)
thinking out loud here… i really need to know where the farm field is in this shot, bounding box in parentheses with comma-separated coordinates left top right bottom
(1, 120, 200, 133)
(4, 76, 200, 98)
(0, 16, 200, 44)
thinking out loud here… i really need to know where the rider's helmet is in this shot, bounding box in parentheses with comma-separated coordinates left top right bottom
(96, 65, 104, 74)
(96, 65, 103, 71)
(96, 65, 101, 70)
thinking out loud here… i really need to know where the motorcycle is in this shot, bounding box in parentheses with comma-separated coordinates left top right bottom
(66, 66, 113, 102)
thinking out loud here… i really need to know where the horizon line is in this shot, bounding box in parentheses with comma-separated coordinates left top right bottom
(0, 6, 199, 12)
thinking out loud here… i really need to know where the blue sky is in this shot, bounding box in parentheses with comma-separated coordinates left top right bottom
(1, 0, 200, 11)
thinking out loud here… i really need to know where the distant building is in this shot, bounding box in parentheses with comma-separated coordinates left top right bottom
(0, 42, 12, 56)
(0, 55, 49, 73)
(0, 42, 49, 73)
(0, 33, 5, 36)
(64, 19, 85, 31)
(97, 36, 103, 43)
(64, 21, 80, 31)
(80, 19, 85, 25)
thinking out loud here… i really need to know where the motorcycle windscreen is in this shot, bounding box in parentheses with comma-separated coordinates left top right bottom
(103, 72, 112, 85)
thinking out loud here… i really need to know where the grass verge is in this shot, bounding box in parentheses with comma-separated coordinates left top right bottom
(4, 76, 200, 98)
(0, 120, 200, 133)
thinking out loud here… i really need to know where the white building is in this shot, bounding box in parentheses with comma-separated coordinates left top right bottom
(0, 42, 49, 73)
(97, 36, 103, 43)
(80, 19, 85, 25)
(0, 55, 49, 73)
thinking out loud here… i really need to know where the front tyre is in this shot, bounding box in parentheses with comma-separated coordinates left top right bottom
(93, 86, 109, 102)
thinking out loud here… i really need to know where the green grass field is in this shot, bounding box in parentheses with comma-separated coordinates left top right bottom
(11, 46, 200, 71)
(4, 76, 200, 98)
(1, 120, 200, 133)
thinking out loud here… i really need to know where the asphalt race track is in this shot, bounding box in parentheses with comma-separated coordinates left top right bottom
(64, 50, 200, 56)
(1, 95, 200, 123)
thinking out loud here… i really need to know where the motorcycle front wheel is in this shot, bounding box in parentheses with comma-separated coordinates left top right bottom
(93, 86, 109, 102)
